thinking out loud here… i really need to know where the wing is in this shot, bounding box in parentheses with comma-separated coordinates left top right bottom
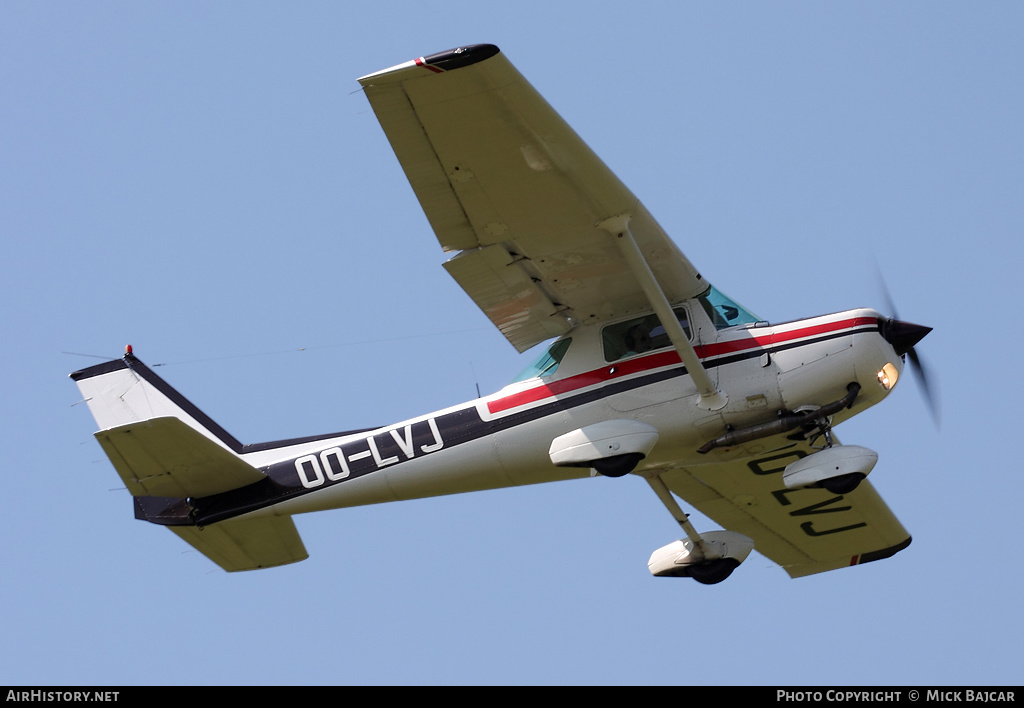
(659, 442, 911, 578)
(358, 44, 706, 352)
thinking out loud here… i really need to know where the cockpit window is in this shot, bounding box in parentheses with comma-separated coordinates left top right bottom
(511, 338, 572, 383)
(602, 307, 691, 362)
(697, 286, 763, 330)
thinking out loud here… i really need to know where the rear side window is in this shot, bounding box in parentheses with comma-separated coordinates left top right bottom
(511, 338, 573, 382)
(602, 308, 691, 362)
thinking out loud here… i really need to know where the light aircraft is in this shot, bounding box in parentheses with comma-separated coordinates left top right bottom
(71, 44, 933, 583)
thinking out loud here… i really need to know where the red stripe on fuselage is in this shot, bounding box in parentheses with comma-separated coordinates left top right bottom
(486, 316, 877, 415)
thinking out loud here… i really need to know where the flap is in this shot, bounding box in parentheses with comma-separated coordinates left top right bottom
(442, 244, 573, 350)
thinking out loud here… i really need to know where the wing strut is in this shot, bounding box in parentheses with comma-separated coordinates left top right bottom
(600, 214, 727, 410)
(645, 474, 709, 553)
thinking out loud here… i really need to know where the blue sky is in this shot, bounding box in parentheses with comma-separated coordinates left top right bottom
(3, 2, 1022, 686)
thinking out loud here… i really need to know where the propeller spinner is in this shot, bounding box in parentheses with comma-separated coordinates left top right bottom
(880, 316, 939, 426)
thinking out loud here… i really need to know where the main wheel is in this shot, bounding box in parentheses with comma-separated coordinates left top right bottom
(687, 558, 739, 585)
(821, 473, 865, 495)
(591, 453, 644, 478)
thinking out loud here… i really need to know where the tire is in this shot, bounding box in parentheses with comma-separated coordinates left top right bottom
(821, 473, 865, 495)
(687, 558, 739, 585)
(592, 453, 644, 478)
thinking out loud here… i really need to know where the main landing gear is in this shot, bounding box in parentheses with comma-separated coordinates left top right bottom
(644, 475, 754, 585)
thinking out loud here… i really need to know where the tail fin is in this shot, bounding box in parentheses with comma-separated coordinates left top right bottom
(71, 353, 308, 572)
(71, 353, 244, 454)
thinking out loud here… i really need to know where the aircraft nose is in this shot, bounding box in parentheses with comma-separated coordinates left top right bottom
(880, 318, 932, 357)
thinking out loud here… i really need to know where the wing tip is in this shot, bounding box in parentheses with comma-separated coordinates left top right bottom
(421, 43, 500, 71)
(358, 43, 501, 84)
(853, 535, 913, 567)
(782, 536, 913, 579)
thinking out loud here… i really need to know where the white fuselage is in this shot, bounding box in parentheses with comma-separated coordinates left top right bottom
(240, 303, 903, 522)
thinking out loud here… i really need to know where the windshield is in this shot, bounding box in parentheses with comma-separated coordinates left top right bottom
(511, 338, 572, 383)
(697, 286, 763, 330)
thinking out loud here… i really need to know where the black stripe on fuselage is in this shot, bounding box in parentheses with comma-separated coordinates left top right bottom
(183, 322, 881, 526)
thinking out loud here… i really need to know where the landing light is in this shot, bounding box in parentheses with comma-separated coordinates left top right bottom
(877, 363, 899, 391)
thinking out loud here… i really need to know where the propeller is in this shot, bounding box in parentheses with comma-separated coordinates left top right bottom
(877, 275, 940, 427)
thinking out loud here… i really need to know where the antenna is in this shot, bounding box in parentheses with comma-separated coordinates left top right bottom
(470, 362, 482, 399)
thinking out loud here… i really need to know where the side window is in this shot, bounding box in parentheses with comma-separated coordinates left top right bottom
(511, 338, 573, 383)
(602, 308, 691, 362)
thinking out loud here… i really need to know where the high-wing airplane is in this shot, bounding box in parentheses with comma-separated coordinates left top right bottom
(70, 44, 932, 583)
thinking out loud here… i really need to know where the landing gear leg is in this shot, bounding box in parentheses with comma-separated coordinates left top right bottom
(646, 475, 709, 554)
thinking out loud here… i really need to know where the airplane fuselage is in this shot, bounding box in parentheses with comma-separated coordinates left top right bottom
(180, 303, 904, 528)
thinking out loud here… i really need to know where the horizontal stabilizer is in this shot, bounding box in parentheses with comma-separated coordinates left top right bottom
(96, 417, 265, 498)
(169, 515, 308, 572)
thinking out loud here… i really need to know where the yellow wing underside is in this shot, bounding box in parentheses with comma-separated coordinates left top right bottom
(358, 45, 706, 352)
(659, 442, 910, 578)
